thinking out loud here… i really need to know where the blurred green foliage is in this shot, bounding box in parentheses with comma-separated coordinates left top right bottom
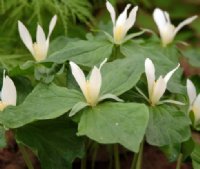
(0, 0, 199, 70)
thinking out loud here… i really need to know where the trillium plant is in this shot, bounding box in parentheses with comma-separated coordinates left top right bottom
(0, 1, 199, 169)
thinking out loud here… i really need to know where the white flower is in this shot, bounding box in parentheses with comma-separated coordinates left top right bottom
(18, 15, 57, 61)
(0, 71, 17, 111)
(144, 58, 181, 106)
(106, 1, 138, 44)
(187, 79, 200, 125)
(153, 8, 197, 47)
(69, 59, 122, 116)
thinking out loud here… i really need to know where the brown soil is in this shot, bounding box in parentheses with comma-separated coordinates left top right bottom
(0, 131, 194, 169)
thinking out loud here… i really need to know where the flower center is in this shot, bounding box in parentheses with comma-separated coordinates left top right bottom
(0, 101, 7, 111)
(33, 43, 46, 61)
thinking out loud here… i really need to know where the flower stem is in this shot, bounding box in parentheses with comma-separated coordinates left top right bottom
(176, 153, 183, 169)
(135, 140, 144, 169)
(18, 144, 34, 169)
(114, 144, 121, 169)
(130, 153, 138, 169)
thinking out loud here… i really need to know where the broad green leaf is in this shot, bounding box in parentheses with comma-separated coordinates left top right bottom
(146, 104, 191, 146)
(191, 142, 200, 169)
(46, 40, 113, 67)
(101, 57, 144, 96)
(0, 126, 6, 148)
(121, 41, 185, 94)
(0, 83, 84, 128)
(16, 118, 84, 169)
(78, 102, 149, 152)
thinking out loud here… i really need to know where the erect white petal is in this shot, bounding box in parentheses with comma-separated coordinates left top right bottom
(164, 63, 180, 84)
(192, 94, 200, 124)
(18, 21, 34, 55)
(98, 93, 123, 102)
(151, 76, 167, 105)
(145, 58, 155, 98)
(36, 25, 47, 51)
(106, 1, 116, 24)
(153, 8, 169, 32)
(1, 73, 17, 106)
(116, 4, 131, 26)
(164, 11, 171, 23)
(69, 62, 87, 96)
(174, 15, 198, 36)
(89, 66, 102, 103)
(187, 79, 197, 106)
(48, 15, 57, 38)
(124, 6, 138, 33)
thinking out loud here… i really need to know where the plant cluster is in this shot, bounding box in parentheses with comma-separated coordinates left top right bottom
(0, 1, 200, 169)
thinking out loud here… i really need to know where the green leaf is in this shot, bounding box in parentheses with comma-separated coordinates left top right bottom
(191, 142, 200, 169)
(160, 143, 181, 162)
(121, 41, 185, 94)
(101, 57, 144, 96)
(0, 126, 6, 148)
(146, 104, 191, 146)
(182, 48, 200, 68)
(16, 118, 84, 169)
(78, 102, 149, 152)
(0, 83, 84, 128)
(181, 137, 195, 160)
(46, 40, 113, 67)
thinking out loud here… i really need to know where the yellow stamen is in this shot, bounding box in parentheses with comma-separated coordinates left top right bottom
(114, 26, 125, 44)
(33, 43, 46, 61)
(0, 101, 7, 111)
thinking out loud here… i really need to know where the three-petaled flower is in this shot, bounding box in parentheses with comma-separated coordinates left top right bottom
(106, 1, 138, 44)
(187, 79, 200, 126)
(143, 58, 182, 106)
(0, 71, 17, 111)
(69, 59, 123, 116)
(153, 8, 197, 47)
(18, 15, 57, 61)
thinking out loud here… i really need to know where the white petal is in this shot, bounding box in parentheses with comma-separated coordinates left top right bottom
(145, 58, 155, 98)
(1, 73, 17, 106)
(106, 1, 116, 24)
(89, 66, 102, 103)
(174, 15, 198, 36)
(193, 94, 200, 124)
(48, 15, 57, 38)
(164, 63, 180, 84)
(98, 93, 123, 102)
(158, 99, 185, 105)
(99, 58, 108, 69)
(18, 21, 34, 55)
(187, 79, 197, 106)
(164, 11, 171, 23)
(36, 25, 47, 49)
(151, 76, 166, 105)
(153, 8, 169, 32)
(116, 4, 131, 26)
(124, 6, 138, 32)
(69, 62, 87, 96)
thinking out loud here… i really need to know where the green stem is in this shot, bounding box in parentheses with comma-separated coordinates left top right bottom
(18, 144, 34, 169)
(81, 156, 86, 169)
(114, 144, 120, 169)
(130, 153, 138, 169)
(176, 153, 183, 169)
(91, 143, 99, 169)
(135, 140, 144, 169)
